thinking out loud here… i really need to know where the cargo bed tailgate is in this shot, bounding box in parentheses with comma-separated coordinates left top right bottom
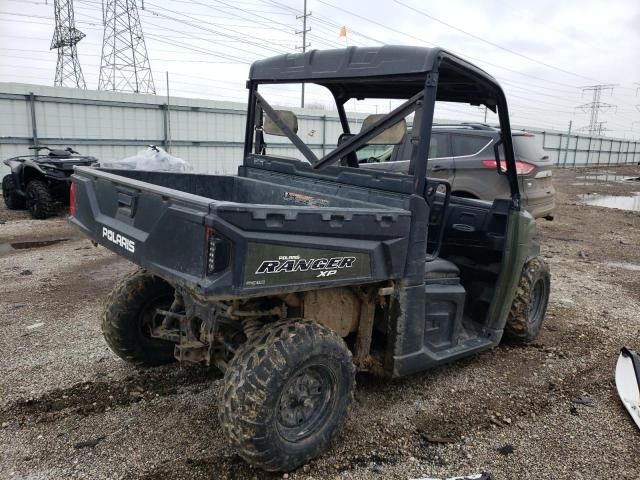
(70, 167, 211, 282)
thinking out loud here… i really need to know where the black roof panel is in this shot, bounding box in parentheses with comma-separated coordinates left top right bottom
(248, 46, 501, 107)
(249, 45, 446, 82)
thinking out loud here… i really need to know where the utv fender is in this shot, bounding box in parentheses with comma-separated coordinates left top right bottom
(527, 240, 541, 260)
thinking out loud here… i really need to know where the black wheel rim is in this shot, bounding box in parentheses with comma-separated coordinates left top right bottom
(527, 278, 547, 325)
(276, 364, 336, 442)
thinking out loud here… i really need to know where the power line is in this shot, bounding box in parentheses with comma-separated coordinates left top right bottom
(309, 0, 590, 90)
(141, 2, 290, 56)
(390, 0, 602, 83)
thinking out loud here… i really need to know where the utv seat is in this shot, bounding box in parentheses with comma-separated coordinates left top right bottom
(424, 257, 459, 284)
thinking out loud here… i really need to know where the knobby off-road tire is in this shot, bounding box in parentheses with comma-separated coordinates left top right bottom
(25, 179, 55, 219)
(102, 269, 177, 367)
(505, 256, 551, 343)
(219, 319, 356, 472)
(2, 174, 26, 210)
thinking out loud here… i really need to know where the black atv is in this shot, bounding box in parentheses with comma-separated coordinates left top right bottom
(2, 146, 97, 219)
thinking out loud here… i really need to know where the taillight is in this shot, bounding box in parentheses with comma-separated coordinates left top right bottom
(69, 182, 75, 217)
(206, 227, 230, 275)
(481, 159, 535, 176)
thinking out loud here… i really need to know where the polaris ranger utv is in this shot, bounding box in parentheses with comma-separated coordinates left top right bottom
(2, 146, 97, 219)
(69, 46, 550, 472)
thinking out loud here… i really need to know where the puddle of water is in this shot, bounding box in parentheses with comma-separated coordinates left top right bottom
(576, 174, 640, 184)
(578, 192, 640, 212)
(605, 261, 640, 272)
(0, 238, 70, 256)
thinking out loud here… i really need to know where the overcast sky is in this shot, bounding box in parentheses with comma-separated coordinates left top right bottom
(1, 0, 639, 138)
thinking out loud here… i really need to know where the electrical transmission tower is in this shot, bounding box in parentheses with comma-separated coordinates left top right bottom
(576, 84, 617, 135)
(99, 0, 155, 94)
(51, 0, 86, 89)
(295, 0, 311, 108)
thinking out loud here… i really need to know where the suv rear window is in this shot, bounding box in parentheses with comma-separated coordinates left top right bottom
(512, 134, 544, 161)
(452, 135, 491, 157)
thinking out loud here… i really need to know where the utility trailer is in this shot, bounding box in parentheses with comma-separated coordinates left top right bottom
(70, 45, 550, 472)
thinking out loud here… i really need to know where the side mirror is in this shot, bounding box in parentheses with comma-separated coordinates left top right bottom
(263, 110, 298, 136)
(360, 114, 407, 145)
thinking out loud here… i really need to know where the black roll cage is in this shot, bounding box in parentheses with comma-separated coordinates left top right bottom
(243, 54, 520, 205)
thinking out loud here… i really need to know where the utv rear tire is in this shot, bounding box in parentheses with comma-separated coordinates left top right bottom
(219, 319, 355, 472)
(102, 269, 177, 367)
(2, 174, 26, 210)
(25, 180, 55, 219)
(504, 257, 550, 343)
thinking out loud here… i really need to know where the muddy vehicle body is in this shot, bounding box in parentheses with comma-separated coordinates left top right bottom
(2, 146, 97, 219)
(70, 46, 551, 472)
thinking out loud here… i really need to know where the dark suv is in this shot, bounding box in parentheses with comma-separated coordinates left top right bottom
(359, 123, 555, 219)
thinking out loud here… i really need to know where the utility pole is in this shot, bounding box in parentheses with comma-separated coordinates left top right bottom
(295, 0, 311, 108)
(99, 0, 155, 94)
(576, 84, 617, 135)
(165, 71, 171, 152)
(51, 0, 86, 88)
(562, 120, 572, 167)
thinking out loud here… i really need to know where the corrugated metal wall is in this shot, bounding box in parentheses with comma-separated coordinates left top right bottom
(0, 83, 368, 175)
(1, 82, 639, 177)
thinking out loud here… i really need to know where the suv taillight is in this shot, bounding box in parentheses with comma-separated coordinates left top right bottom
(69, 182, 75, 217)
(481, 159, 535, 176)
(206, 227, 231, 275)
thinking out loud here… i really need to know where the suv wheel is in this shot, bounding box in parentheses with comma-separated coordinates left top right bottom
(505, 257, 551, 343)
(25, 180, 55, 219)
(219, 319, 355, 472)
(2, 174, 26, 210)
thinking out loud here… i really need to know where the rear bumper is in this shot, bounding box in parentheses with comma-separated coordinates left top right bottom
(522, 196, 555, 219)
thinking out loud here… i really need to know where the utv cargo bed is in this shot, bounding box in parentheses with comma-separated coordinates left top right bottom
(71, 161, 413, 299)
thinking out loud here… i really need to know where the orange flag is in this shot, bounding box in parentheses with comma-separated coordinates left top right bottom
(339, 26, 348, 38)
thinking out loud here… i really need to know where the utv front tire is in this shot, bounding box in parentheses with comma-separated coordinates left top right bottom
(505, 257, 551, 343)
(102, 269, 177, 367)
(219, 319, 355, 472)
(25, 180, 54, 219)
(2, 174, 26, 210)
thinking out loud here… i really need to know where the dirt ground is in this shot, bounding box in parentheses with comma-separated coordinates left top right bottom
(1, 166, 639, 480)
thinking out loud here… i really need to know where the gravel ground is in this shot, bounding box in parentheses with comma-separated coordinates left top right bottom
(1, 166, 639, 480)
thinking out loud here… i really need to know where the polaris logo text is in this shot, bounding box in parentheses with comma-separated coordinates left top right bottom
(255, 256, 356, 278)
(102, 226, 135, 253)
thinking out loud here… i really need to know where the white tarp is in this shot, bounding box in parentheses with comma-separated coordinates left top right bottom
(100, 147, 193, 172)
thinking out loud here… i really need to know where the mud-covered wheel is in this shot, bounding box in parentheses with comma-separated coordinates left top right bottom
(2, 174, 26, 210)
(219, 319, 355, 472)
(102, 269, 177, 367)
(505, 257, 551, 343)
(25, 179, 55, 219)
